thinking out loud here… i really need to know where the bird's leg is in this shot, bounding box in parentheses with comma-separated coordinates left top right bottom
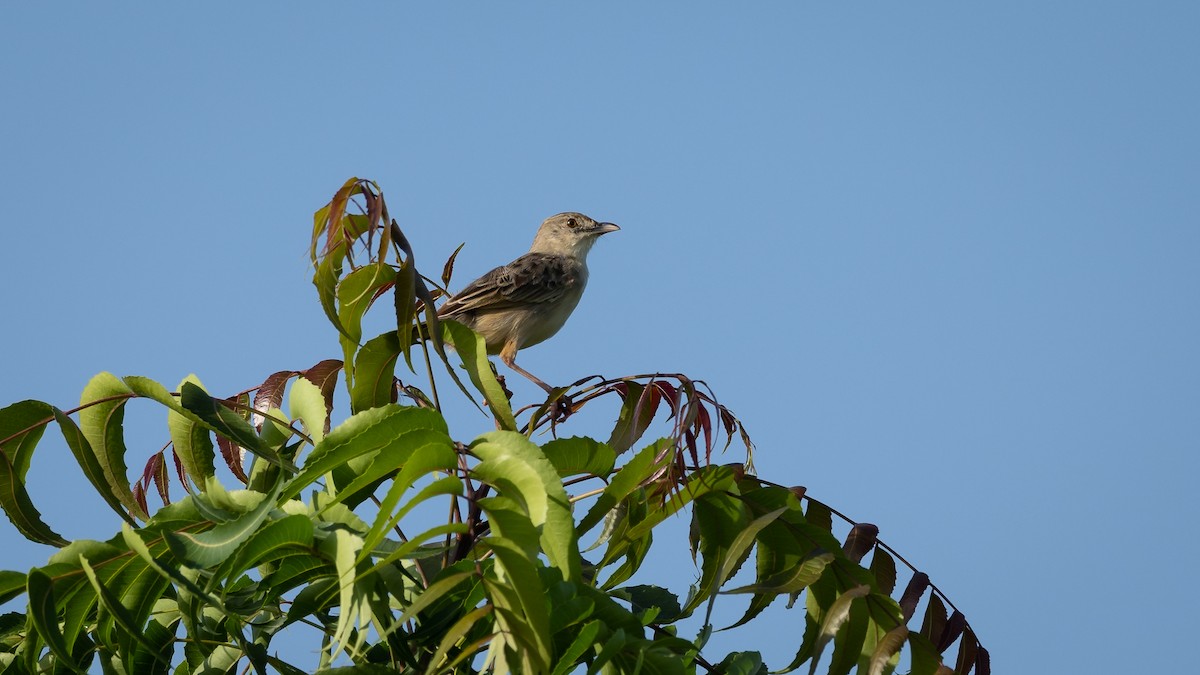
(500, 342, 573, 420)
(499, 342, 552, 392)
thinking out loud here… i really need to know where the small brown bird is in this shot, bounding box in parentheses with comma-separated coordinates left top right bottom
(438, 212, 619, 391)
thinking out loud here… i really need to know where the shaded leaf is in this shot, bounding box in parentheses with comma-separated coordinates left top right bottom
(808, 584, 870, 675)
(27, 569, 85, 674)
(0, 435, 67, 546)
(899, 571, 929, 622)
(350, 332, 401, 414)
(541, 436, 616, 478)
(841, 523, 878, 564)
(179, 382, 291, 470)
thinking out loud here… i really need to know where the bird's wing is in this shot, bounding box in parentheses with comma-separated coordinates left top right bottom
(439, 253, 582, 317)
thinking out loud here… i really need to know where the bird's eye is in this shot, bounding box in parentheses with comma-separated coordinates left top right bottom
(566, 217, 578, 229)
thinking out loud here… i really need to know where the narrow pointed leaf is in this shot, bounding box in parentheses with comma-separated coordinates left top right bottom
(164, 483, 281, 568)
(472, 431, 580, 580)
(54, 408, 136, 524)
(868, 625, 909, 675)
(441, 319, 515, 430)
(288, 375, 329, 445)
(168, 375, 216, 490)
(808, 584, 870, 675)
(27, 569, 86, 674)
(350, 332, 401, 414)
(0, 441, 67, 546)
(179, 382, 291, 470)
(78, 556, 170, 670)
(78, 372, 146, 519)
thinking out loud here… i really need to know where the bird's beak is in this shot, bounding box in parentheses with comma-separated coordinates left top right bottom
(595, 222, 620, 235)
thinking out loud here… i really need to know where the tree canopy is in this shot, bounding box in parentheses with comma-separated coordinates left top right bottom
(0, 179, 987, 674)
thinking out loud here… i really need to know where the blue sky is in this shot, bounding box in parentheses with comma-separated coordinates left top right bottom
(2, 3, 1198, 672)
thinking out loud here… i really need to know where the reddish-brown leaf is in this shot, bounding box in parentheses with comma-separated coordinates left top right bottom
(217, 435, 248, 484)
(936, 610, 967, 653)
(442, 243, 466, 286)
(975, 647, 990, 675)
(131, 482, 148, 516)
(253, 371, 297, 430)
(171, 448, 193, 495)
(842, 523, 880, 563)
(151, 452, 170, 506)
(899, 571, 930, 622)
(920, 593, 947, 644)
(954, 628, 978, 675)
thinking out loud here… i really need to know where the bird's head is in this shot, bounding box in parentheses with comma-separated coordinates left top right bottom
(529, 212, 620, 259)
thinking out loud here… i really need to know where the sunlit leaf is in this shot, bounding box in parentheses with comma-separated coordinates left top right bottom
(164, 482, 281, 568)
(472, 431, 580, 580)
(282, 404, 451, 501)
(289, 371, 329, 446)
(441, 319, 515, 430)
(78, 372, 146, 519)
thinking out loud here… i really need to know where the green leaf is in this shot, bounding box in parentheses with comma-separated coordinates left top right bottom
(164, 483, 281, 568)
(215, 513, 315, 585)
(168, 375, 216, 490)
(78, 372, 146, 519)
(827, 598, 868, 675)
(337, 264, 397, 370)
(441, 319, 516, 431)
(54, 407, 135, 524)
(611, 585, 684, 624)
(393, 261, 417, 370)
(479, 529, 553, 671)
(425, 605, 494, 674)
(577, 438, 674, 536)
(327, 528, 366, 658)
(869, 547, 897, 596)
(606, 382, 659, 455)
(179, 382, 291, 470)
(472, 431, 581, 581)
(0, 432, 67, 546)
(541, 436, 616, 478)
(282, 404, 451, 501)
(349, 331, 401, 414)
(0, 400, 51, 477)
(78, 556, 171, 671)
(360, 475, 463, 571)
(551, 619, 603, 675)
(27, 569, 86, 674)
(0, 570, 26, 605)
(868, 625, 908, 675)
(716, 651, 768, 675)
(809, 585, 870, 675)
(288, 375, 329, 445)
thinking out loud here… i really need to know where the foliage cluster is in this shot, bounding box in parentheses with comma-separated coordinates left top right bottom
(0, 179, 987, 674)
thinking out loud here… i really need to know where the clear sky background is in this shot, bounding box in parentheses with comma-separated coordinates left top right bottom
(2, 3, 1198, 673)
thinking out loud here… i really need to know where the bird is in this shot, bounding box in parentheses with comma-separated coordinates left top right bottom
(437, 212, 619, 392)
